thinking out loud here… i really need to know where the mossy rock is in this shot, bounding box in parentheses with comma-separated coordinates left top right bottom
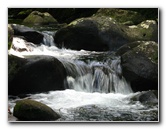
(8, 24, 14, 49)
(13, 99, 60, 121)
(23, 11, 58, 25)
(125, 20, 158, 42)
(116, 41, 158, 64)
(55, 14, 158, 51)
(116, 41, 158, 91)
(94, 8, 145, 25)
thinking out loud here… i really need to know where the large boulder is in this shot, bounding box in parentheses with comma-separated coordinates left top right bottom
(8, 55, 67, 95)
(54, 16, 158, 51)
(23, 11, 58, 25)
(11, 24, 44, 44)
(94, 8, 145, 25)
(8, 55, 28, 84)
(13, 99, 60, 121)
(54, 16, 128, 51)
(116, 41, 158, 92)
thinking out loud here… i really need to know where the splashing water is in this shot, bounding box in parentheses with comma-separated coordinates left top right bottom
(8, 31, 158, 121)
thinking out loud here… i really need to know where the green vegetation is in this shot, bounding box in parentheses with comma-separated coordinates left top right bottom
(23, 11, 58, 25)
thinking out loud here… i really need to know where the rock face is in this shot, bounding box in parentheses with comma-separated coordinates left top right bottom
(8, 55, 67, 95)
(8, 24, 14, 49)
(11, 24, 44, 44)
(23, 11, 58, 25)
(13, 99, 60, 121)
(94, 8, 145, 25)
(116, 41, 158, 92)
(54, 16, 158, 51)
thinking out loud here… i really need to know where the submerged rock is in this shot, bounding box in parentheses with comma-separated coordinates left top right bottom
(8, 55, 67, 95)
(23, 11, 58, 25)
(13, 99, 60, 121)
(116, 41, 158, 92)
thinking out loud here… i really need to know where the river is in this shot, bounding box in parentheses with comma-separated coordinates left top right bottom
(8, 27, 158, 121)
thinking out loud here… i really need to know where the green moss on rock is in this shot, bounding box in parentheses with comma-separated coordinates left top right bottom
(23, 11, 58, 25)
(13, 99, 60, 121)
(135, 41, 158, 64)
(125, 20, 158, 42)
(94, 8, 145, 25)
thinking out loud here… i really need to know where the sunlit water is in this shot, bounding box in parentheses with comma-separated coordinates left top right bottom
(8, 31, 158, 121)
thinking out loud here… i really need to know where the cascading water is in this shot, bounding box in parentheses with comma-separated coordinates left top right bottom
(61, 59, 133, 94)
(8, 29, 158, 121)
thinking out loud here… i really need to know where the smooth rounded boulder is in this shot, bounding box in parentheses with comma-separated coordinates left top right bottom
(23, 11, 58, 25)
(13, 99, 60, 121)
(54, 16, 128, 51)
(8, 55, 67, 95)
(94, 8, 145, 25)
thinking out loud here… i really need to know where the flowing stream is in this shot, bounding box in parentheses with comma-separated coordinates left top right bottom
(8, 29, 158, 121)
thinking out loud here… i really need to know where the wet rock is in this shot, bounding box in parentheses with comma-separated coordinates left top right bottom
(23, 11, 58, 25)
(13, 99, 60, 121)
(116, 41, 158, 91)
(8, 55, 67, 95)
(131, 90, 158, 105)
(11, 24, 44, 44)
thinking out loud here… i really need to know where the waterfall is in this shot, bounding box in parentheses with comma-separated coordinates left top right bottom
(8, 28, 158, 122)
(9, 32, 133, 95)
(42, 31, 56, 46)
(61, 58, 133, 94)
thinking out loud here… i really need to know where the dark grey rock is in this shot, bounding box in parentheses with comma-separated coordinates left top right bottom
(116, 41, 158, 91)
(54, 17, 158, 51)
(11, 24, 44, 44)
(8, 55, 67, 95)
